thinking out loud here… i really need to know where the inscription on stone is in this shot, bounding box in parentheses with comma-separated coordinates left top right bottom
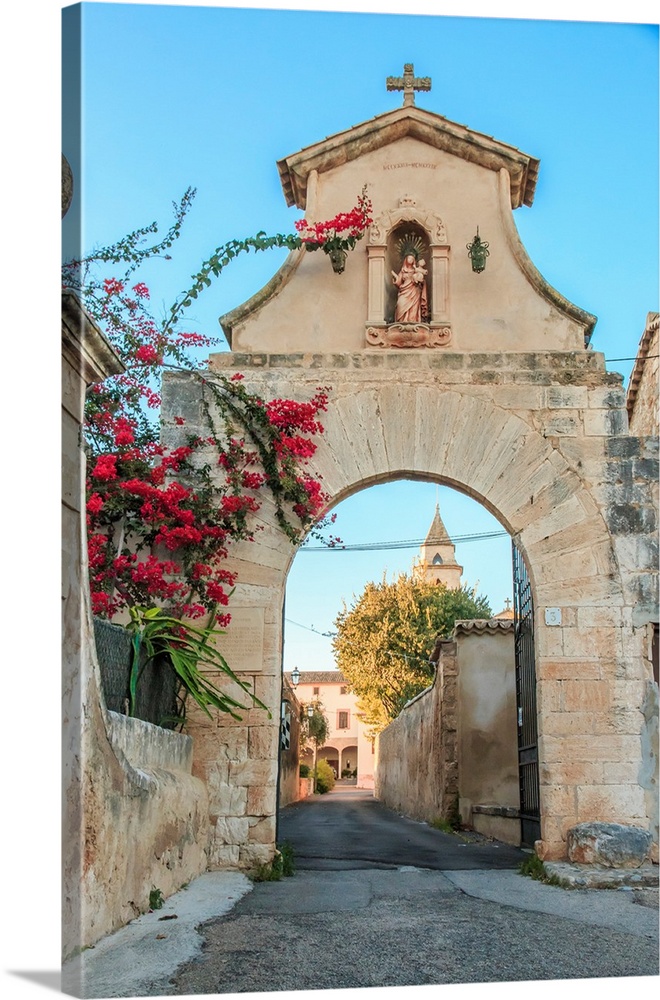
(383, 162, 437, 171)
(217, 606, 265, 673)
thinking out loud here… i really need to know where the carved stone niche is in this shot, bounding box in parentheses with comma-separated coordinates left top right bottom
(366, 197, 451, 349)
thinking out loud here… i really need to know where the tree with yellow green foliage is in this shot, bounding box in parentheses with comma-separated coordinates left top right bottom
(333, 573, 491, 734)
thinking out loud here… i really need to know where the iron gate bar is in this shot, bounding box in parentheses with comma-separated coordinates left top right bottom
(512, 542, 541, 848)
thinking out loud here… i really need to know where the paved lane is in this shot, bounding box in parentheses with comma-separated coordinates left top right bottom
(278, 786, 527, 870)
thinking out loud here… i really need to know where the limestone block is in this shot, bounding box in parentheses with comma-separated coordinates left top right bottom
(248, 725, 279, 760)
(536, 628, 565, 657)
(583, 408, 627, 437)
(208, 843, 240, 869)
(545, 386, 590, 409)
(247, 784, 278, 817)
(543, 711, 610, 737)
(539, 760, 603, 786)
(561, 679, 611, 713)
(197, 727, 248, 763)
(538, 659, 601, 681)
(586, 386, 627, 410)
(577, 606, 632, 629)
(536, 679, 561, 713)
(248, 815, 277, 844)
(215, 816, 249, 845)
(207, 782, 247, 817)
(603, 761, 647, 785)
(577, 783, 647, 822)
(197, 760, 229, 794)
(535, 572, 623, 607)
(541, 734, 641, 764)
(254, 673, 284, 709)
(538, 412, 580, 437)
(566, 821, 652, 867)
(229, 758, 278, 786)
(239, 844, 274, 869)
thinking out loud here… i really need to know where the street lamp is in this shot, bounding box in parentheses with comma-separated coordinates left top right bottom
(291, 667, 300, 687)
(307, 703, 317, 794)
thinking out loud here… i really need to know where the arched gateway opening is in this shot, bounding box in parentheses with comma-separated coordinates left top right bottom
(161, 72, 657, 871)
(280, 476, 538, 848)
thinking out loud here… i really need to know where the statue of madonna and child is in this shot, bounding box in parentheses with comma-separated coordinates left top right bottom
(391, 240, 429, 324)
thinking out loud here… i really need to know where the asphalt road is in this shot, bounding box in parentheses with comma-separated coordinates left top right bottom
(164, 788, 658, 996)
(278, 785, 527, 870)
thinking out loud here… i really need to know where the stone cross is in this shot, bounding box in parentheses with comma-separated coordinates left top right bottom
(386, 63, 431, 107)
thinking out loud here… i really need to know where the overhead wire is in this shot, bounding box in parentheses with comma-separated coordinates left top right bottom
(299, 528, 508, 552)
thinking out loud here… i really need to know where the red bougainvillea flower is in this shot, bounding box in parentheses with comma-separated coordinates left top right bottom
(91, 454, 118, 481)
(87, 493, 104, 515)
(135, 344, 161, 365)
(103, 277, 124, 296)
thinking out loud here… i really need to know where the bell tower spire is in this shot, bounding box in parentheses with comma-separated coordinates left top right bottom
(413, 504, 463, 588)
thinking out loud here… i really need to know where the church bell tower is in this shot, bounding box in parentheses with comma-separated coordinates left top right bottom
(413, 504, 463, 588)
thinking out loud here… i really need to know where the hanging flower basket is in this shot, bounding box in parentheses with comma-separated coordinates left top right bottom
(303, 241, 348, 274)
(295, 186, 373, 275)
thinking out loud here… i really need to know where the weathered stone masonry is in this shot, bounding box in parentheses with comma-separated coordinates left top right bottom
(162, 347, 658, 863)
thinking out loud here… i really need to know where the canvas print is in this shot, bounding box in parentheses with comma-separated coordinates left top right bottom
(60, 2, 658, 998)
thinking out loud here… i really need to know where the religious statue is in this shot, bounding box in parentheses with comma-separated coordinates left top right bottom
(391, 252, 429, 324)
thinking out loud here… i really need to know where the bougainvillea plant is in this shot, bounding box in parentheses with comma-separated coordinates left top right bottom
(294, 185, 373, 273)
(63, 187, 366, 625)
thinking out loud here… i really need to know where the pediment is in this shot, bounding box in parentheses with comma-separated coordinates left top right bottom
(277, 106, 540, 211)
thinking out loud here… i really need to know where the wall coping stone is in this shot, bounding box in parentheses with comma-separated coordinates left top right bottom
(206, 350, 609, 378)
(106, 710, 194, 774)
(473, 804, 520, 818)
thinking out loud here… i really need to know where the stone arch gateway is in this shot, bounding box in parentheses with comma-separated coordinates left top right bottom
(161, 87, 658, 866)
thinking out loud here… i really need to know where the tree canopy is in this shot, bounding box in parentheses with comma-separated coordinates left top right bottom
(333, 574, 492, 733)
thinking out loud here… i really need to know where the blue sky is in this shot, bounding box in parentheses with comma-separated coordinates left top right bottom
(58, 1, 659, 675)
(5, 6, 660, 992)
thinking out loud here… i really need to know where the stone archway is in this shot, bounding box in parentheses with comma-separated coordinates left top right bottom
(161, 78, 656, 870)
(164, 351, 656, 867)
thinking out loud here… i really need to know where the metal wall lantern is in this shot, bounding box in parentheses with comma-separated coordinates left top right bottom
(466, 227, 489, 273)
(290, 667, 300, 687)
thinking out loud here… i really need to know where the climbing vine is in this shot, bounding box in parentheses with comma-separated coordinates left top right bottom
(62, 188, 365, 621)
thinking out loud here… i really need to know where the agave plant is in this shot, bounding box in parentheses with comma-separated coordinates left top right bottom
(126, 605, 269, 722)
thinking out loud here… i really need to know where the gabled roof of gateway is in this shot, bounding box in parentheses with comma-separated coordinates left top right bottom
(277, 105, 540, 211)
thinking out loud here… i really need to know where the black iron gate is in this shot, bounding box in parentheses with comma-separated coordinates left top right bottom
(512, 542, 541, 847)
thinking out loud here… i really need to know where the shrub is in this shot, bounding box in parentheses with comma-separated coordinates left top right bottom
(299, 763, 310, 778)
(315, 759, 336, 794)
(518, 854, 563, 886)
(252, 841, 296, 882)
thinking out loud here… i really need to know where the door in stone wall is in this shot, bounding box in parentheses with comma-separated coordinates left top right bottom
(512, 542, 541, 847)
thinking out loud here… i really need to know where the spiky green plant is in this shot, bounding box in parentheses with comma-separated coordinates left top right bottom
(126, 605, 270, 721)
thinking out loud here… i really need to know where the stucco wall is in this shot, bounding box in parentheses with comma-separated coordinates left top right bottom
(375, 622, 519, 835)
(225, 135, 589, 355)
(62, 295, 211, 963)
(455, 623, 519, 843)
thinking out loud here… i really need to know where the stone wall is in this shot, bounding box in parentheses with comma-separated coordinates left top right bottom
(62, 294, 211, 963)
(279, 677, 303, 809)
(627, 312, 659, 439)
(375, 680, 445, 822)
(163, 347, 658, 864)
